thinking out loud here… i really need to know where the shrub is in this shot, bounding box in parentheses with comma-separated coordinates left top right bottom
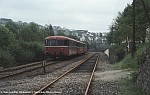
(26, 41, 45, 61)
(111, 44, 126, 61)
(9, 44, 35, 64)
(112, 44, 146, 69)
(112, 54, 138, 69)
(0, 49, 15, 67)
(19, 41, 44, 61)
(119, 72, 145, 95)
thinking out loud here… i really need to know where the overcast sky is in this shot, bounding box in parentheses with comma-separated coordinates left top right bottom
(0, 0, 132, 33)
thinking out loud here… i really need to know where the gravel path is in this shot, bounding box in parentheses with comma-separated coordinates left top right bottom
(88, 53, 132, 95)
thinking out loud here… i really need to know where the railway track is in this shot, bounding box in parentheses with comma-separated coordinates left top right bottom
(0, 60, 59, 80)
(0, 53, 90, 80)
(33, 53, 99, 95)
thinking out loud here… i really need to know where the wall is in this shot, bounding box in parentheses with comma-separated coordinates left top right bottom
(137, 55, 150, 94)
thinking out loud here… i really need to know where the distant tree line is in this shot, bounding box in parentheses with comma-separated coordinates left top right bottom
(0, 21, 84, 68)
(106, 0, 150, 61)
(0, 22, 54, 67)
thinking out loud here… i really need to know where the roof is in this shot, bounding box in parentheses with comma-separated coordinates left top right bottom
(45, 36, 86, 44)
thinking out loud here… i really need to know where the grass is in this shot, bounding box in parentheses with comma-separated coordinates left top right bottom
(111, 43, 147, 95)
(112, 54, 138, 70)
(112, 43, 146, 70)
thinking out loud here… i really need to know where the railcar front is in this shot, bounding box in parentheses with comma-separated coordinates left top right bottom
(45, 36, 69, 58)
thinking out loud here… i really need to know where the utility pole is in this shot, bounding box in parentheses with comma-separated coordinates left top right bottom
(132, 0, 136, 57)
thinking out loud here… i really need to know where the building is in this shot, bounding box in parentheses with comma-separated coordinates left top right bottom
(0, 18, 13, 25)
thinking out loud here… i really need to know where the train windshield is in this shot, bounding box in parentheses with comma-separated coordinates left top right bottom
(45, 39, 68, 46)
(45, 39, 56, 46)
(57, 40, 68, 46)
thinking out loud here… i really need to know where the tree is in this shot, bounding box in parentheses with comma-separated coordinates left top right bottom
(0, 49, 15, 67)
(57, 30, 66, 36)
(45, 24, 55, 36)
(0, 25, 15, 49)
(18, 24, 33, 42)
(106, 0, 150, 61)
(5, 21, 18, 34)
(0, 25, 16, 67)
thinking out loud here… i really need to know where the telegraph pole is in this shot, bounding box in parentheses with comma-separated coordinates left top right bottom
(132, 0, 136, 57)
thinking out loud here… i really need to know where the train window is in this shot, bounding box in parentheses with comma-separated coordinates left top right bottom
(69, 40, 77, 46)
(64, 40, 69, 46)
(69, 40, 72, 46)
(45, 39, 56, 46)
(57, 40, 64, 46)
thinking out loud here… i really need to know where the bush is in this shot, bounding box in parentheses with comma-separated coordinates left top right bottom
(112, 44, 146, 69)
(0, 25, 16, 49)
(119, 72, 145, 95)
(121, 54, 138, 69)
(111, 44, 126, 61)
(0, 49, 15, 67)
(26, 41, 45, 61)
(9, 44, 35, 64)
(20, 50, 35, 63)
(112, 54, 138, 69)
(19, 41, 44, 61)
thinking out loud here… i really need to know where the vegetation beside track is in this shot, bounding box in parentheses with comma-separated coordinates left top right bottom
(111, 44, 147, 95)
(119, 72, 145, 95)
(0, 23, 54, 68)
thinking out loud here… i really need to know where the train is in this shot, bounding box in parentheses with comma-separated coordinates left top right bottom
(45, 36, 87, 58)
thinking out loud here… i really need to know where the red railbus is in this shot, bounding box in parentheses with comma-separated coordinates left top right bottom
(45, 36, 87, 58)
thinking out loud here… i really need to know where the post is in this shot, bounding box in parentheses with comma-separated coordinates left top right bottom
(126, 36, 129, 53)
(42, 61, 46, 74)
(132, 0, 136, 58)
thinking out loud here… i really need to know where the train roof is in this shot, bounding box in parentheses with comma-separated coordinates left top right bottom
(45, 36, 86, 44)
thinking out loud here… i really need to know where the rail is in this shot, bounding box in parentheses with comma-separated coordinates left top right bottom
(0, 61, 58, 79)
(84, 54, 99, 95)
(32, 53, 95, 95)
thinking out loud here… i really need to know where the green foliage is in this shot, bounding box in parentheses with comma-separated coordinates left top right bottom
(111, 44, 126, 61)
(19, 41, 44, 61)
(0, 22, 52, 67)
(57, 30, 66, 36)
(119, 72, 145, 95)
(8, 43, 35, 63)
(5, 21, 18, 34)
(107, 0, 150, 45)
(112, 44, 146, 69)
(0, 49, 15, 67)
(17, 22, 47, 42)
(135, 44, 146, 57)
(112, 54, 138, 69)
(0, 25, 15, 48)
(45, 24, 55, 36)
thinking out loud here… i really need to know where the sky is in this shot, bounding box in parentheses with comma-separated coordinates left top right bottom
(0, 0, 132, 33)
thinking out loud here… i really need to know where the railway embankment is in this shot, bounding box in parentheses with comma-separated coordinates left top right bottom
(89, 53, 132, 95)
